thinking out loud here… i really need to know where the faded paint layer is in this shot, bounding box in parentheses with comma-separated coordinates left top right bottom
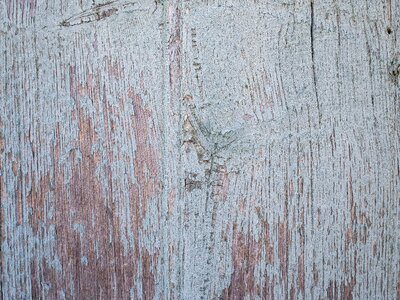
(1, 0, 399, 299)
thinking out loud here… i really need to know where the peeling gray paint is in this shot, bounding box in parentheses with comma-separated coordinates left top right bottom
(1, 0, 399, 299)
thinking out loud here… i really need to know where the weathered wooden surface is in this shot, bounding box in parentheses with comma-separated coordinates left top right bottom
(1, 0, 399, 299)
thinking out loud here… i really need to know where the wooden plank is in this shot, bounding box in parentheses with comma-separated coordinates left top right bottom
(1, 0, 399, 299)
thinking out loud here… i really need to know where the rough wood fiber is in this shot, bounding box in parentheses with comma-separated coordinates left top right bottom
(1, 0, 399, 299)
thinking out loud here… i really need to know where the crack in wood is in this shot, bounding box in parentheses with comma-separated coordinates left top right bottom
(310, 0, 321, 126)
(60, 1, 142, 27)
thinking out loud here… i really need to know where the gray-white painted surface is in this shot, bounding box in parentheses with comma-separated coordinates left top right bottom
(1, 0, 399, 299)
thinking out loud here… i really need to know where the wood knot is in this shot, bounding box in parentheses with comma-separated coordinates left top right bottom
(184, 173, 202, 192)
(389, 55, 400, 77)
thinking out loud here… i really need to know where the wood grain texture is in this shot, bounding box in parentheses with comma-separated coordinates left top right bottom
(1, 0, 399, 299)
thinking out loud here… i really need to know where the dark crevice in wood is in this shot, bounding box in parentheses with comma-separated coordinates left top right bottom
(310, 0, 321, 126)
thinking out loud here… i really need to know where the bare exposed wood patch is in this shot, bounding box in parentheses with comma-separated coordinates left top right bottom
(221, 224, 262, 300)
